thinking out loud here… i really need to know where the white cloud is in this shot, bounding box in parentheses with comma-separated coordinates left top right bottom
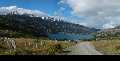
(60, 7, 65, 11)
(79, 23, 87, 26)
(103, 21, 115, 29)
(103, 23, 115, 29)
(60, 0, 120, 29)
(0, 6, 48, 17)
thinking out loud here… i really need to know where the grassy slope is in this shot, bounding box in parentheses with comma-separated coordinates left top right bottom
(92, 39, 120, 55)
(0, 38, 75, 55)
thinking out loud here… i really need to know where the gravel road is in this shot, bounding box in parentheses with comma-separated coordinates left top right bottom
(62, 42, 102, 55)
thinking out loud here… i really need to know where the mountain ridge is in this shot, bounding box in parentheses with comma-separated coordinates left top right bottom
(0, 6, 98, 39)
(0, 14, 97, 38)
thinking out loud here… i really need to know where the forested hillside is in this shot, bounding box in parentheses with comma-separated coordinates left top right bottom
(0, 12, 97, 38)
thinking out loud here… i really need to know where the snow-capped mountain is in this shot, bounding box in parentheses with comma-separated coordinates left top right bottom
(0, 6, 66, 22)
(0, 6, 98, 37)
(0, 6, 48, 17)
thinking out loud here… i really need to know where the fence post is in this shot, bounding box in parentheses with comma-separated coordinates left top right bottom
(25, 41, 27, 47)
(55, 40, 58, 43)
(35, 43, 38, 48)
(41, 41, 43, 46)
(28, 42, 31, 47)
(11, 39, 16, 49)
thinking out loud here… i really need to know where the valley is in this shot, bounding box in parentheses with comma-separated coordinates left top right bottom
(0, 10, 97, 55)
(0, 6, 120, 55)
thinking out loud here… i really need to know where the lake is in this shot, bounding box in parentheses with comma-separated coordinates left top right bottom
(48, 32, 95, 41)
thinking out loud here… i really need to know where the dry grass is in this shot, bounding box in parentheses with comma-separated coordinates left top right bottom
(0, 38, 75, 55)
(92, 39, 120, 55)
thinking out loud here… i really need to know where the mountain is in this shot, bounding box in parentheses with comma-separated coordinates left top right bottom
(0, 6, 97, 38)
(0, 6, 48, 17)
(96, 26, 120, 40)
(114, 25, 120, 29)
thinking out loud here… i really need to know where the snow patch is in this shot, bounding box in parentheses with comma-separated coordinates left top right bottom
(0, 6, 48, 17)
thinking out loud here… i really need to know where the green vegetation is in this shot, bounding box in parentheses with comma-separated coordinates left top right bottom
(0, 14, 97, 38)
(0, 15, 79, 55)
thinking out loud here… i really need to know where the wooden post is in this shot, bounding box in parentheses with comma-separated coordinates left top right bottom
(69, 40, 71, 42)
(25, 42, 27, 47)
(55, 40, 57, 43)
(65, 40, 67, 43)
(6, 40, 10, 49)
(11, 40, 16, 49)
(28, 42, 31, 47)
(35, 43, 38, 48)
(40, 41, 43, 46)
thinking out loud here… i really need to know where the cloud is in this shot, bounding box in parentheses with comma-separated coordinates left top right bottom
(60, 0, 120, 29)
(103, 23, 115, 29)
(102, 21, 115, 29)
(0, 6, 48, 17)
(79, 23, 87, 26)
(54, 7, 65, 16)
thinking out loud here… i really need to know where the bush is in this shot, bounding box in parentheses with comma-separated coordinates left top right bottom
(47, 44, 63, 55)
(0, 41, 9, 49)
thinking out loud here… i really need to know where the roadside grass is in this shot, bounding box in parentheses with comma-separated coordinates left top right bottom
(92, 39, 120, 55)
(0, 38, 75, 55)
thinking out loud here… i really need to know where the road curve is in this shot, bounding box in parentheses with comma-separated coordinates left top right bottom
(63, 42, 102, 55)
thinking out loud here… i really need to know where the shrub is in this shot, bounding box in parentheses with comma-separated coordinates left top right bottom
(47, 44, 63, 55)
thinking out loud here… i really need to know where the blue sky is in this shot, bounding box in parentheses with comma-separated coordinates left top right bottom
(0, 0, 87, 27)
(0, 0, 71, 16)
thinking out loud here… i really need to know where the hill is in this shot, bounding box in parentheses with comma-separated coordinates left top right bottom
(96, 26, 120, 40)
(0, 14, 97, 38)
